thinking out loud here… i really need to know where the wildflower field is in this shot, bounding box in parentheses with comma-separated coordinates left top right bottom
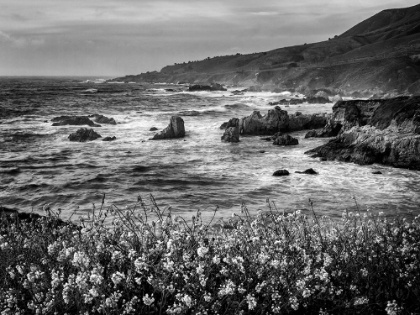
(1, 196, 419, 315)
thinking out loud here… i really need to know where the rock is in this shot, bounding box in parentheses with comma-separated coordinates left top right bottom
(273, 134, 299, 146)
(273, 170, 290, 176)
(68, 128, 101, 142)
(102, 136, 116, 141)
(306, 96, 331, 104)
(188, 83, 227, 91)
(372, 170, 382, 174)
(295, 168, 318, 174)
(220, 122, 228, 130)
(89, 114, 117, 125)
(239, 106, 289, 135)
(305, 130, 318, 138)
(259, 150, 266, 153)
(288, 114, 327, 132)
(221, 118, 240, 142)
(151, 116, 185, 140)
(295, 111, 302, 116)
(149, 127, 158, 131)
(306, 96, 420, 170)
(51, 116, 101, 127)
(231, 90, 246, 95)
(178, 110, 201, 116)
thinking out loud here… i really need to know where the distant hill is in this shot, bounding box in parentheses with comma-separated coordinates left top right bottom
(111, 4, 420, 95)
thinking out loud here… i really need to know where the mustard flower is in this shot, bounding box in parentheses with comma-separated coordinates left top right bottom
(111, 271, 125, 285)
(246, 294, 257, 310)
(142, 293, 155, 306)
(197, 246, 209, 258)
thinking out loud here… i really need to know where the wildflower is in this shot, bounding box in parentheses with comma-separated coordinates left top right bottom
(181, 294, 193, 308)
(354, 297, 369, 306)
(72, 251, 90, 269)
(246, 294, 257, 310)
(143, 294, 155, 306)
(197, 246, 209, 257)
(360, 268, 368, 277)
(218, 280, 236, 297)
(212, 255, 220, 264)
(204, 293, 212, 302)
(111, 271, 125, 285)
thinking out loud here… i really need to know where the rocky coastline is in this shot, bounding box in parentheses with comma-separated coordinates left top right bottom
(306, 96, 420, 170)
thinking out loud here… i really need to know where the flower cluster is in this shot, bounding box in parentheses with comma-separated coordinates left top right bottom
(1, 198, 420, 314)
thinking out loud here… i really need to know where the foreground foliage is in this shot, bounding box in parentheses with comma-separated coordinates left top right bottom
(1, 197, 419, 315)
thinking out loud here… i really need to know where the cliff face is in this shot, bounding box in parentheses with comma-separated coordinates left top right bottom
(111, 4, 420, 95)
(306, 96, 420, 169)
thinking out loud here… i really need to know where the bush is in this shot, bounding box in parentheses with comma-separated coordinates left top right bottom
(1, 196, 419, 314)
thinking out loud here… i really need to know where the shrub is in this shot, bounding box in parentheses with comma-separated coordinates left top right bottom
(0, 196, 419, 314)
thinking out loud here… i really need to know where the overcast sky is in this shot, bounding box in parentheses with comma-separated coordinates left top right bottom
(0, 0, 419, 77)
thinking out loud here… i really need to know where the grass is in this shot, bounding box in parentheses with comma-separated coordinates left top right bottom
(0, 195, 419, 314)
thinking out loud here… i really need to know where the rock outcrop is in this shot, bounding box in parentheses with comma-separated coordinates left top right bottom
(306, 96, 420, 169)
(52, 116, 101, 127)
(151, 116, 185, 140)
(288, 114, 327, 132)
(221, 118, 240, 143)
(239, 106, 289, 135)
(68, 128, 102, 142)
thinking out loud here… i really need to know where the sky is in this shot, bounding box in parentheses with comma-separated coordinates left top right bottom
(0, 0, 419, 77)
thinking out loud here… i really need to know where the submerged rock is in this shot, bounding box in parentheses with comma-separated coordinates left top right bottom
(306, 96, 420, 169)
(68, 128, 101, 142)
(273, 170, 290, 176)
(149, 127, 158, 131)
(273, 134, 299, 146)
(221, 118, 240, 143)
(89, 114, 117, 125)
(189, 83, 227, 91)
(288, 114, 327, 132)
(295, 168, 318, 174)
(151, 116, 185, 140)
(52, 116, 101, 127)
(102, 136, 117, 141)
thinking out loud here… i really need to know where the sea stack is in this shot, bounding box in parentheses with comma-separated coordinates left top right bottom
(151, 116, 185, 140)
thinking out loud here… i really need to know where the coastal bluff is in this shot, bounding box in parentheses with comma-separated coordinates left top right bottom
(307, 96, 420, 170)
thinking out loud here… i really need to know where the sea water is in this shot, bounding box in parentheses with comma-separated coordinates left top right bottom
(0, 77, 419, 222)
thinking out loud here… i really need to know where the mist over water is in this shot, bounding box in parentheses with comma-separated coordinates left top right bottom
(1, 77, 419, 222)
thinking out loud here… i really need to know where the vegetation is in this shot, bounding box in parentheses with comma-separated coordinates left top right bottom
(1, 196, 419, 314)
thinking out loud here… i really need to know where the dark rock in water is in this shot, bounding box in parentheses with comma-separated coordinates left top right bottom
(102, 136, 116, 141)
(220, 122, 228, 130)
(372, 170, 382, 174)
(0, 206, 70, 226)
(89, 114, 117, 125)
(295, 168, 318, 174)
(221, 118, 240, 143)
(52, 115, 101, 127)
(68, 128, 101, 142)
(305, 130, 318, 138)
(231, 90, 246, 95)
(306, 96, 420, 170)
(273, 170, 290, 176)
(189, 83, 227, 91)
(151, 116, 185, 140)
(149, 127, 158, 131)
(259, 150, 266, 153)
(178, 110, 200, 116)
(240, 106, 289, 135)
(305, 96, 330, 104)
(273, 134, 299, 146)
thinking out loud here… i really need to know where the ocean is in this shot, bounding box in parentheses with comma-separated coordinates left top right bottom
(1, 77, 419, 222)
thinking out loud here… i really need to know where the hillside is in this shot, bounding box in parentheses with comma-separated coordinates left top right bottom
(111, 4, 420, 95)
